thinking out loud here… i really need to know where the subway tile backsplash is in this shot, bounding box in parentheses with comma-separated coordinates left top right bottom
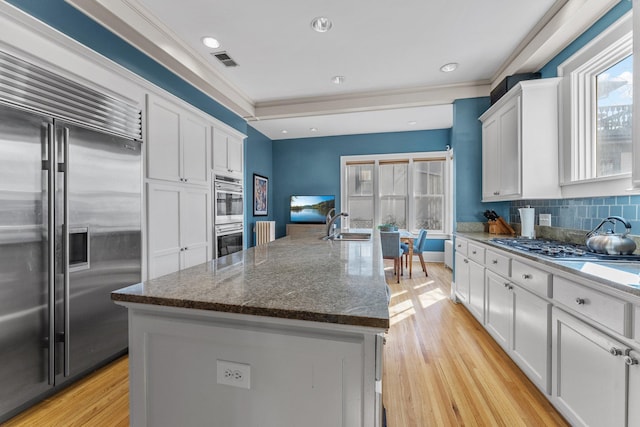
(510, 196, 640, 235)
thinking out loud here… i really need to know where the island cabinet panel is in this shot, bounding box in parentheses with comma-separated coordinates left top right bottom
(551, 307, 627, 427)
(628, 349, 640, 426)
(127, 308, 379, 427)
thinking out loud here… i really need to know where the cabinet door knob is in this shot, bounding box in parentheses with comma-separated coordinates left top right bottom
(463, 259, 469, 264)
(609, 347, 622, 356)
(522, 274, 532, 280)
(492, 260, 498, 264)
(472, 250, 476, 255)
(508, 285, 513, 291)
(493, 191, 500, 195)
(625, 356, 638, 366)
(504, 283, 510, 288)
(575, 298, 585, 305)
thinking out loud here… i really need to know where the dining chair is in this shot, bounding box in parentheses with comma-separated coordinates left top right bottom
(380, 231, 406, 283)
(404, 229, 429, 276)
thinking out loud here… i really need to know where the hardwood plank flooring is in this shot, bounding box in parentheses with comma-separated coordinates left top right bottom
(4, 262, 568, 426)
(382, 261, 569, 426)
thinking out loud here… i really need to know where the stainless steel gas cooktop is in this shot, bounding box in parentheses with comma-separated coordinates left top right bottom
(489, 238, 640, 262)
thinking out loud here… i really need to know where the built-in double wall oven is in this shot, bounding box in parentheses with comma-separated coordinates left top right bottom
(213, 174, 243, 258)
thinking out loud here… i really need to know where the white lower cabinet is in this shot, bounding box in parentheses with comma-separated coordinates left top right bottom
(454, 251, 470, 303)
(552, 307, 627, 427)
(485, 270, 550, 393)
(147, 182, 211, 279)
(628, 349, 640, 426)
(455, 250, 484, 323)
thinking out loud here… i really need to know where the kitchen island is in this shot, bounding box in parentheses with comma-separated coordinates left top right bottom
(112, 232, 389, 427)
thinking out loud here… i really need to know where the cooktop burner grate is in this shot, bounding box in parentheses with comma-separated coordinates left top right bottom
(489, 238, 640, 261)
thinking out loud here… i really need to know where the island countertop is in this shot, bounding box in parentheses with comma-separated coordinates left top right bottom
(112, 232, 390, 329)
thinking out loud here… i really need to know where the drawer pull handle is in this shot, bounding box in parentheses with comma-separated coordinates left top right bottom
(522, 274, 532, 280)
(609, 347, 622, 356)
(625, 356, 638, 366)
(575, 298, 585, 305)
(492, 260, 498, 264)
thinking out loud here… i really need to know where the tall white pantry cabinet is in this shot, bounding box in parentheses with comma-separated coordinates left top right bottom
(145, 94, 245, 280)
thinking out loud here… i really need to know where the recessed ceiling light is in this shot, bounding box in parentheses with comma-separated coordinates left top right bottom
(202, 37, 220, 49)
(281, 130, 288, 134)
(331, 76, 345, 85)
(311, 17, 332, 33)
(408, 121, 417, 126)
(310, 127, 318, 132)
(440, 62, 458, 73)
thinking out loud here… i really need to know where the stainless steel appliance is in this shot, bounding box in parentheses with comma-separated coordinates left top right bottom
(490, 238, 640, 262)
(214, 174, 243, 224)
(215, 222, 244, 258)
(0, 50, 142, 421)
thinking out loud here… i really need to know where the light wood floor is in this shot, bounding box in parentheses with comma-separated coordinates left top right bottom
(4, 262, 568, 426)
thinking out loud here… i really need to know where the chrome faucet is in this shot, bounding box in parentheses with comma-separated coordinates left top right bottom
(326, 211, 349, 237)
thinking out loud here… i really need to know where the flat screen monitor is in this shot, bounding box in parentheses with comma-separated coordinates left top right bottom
(290, 195, 335, 224)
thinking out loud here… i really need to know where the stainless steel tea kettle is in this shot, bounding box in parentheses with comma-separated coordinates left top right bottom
(585, 216, 637, 255)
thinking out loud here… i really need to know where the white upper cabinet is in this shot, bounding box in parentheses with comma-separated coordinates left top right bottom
(213, 126, 243, 177)
(479, 78, 562, 201)
(147, 95, 210, 186)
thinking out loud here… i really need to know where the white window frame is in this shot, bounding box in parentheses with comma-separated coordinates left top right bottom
(340, 150, 453, 239)
(558, 11, 635, 197)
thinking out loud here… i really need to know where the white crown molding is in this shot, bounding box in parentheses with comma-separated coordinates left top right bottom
(65, 0, 256, 119)
(491, 0, 620, 87)
(252, 82, 491, 121)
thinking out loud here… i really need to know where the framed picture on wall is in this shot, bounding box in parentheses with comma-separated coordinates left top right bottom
(253, 174, 268, 216)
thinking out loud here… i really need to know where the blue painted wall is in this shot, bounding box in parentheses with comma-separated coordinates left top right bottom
(272, 129, 451, 245)
(6, 0, 246, 133)
(245, 126, 274, 246)
(451, 98, 510, 223)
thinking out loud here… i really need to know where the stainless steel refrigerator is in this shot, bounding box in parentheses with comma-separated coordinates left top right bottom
(0, 51, 142, 421)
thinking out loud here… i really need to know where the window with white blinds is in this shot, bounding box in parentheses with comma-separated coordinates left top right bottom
(341, 152, 452, 235)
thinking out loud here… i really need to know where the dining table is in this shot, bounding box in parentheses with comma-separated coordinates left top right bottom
(399, 230, 416, 278)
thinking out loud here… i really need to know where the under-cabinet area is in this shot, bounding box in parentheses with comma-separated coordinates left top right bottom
(453, 234, 640, 427)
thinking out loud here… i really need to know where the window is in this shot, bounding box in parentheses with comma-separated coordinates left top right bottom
(341, 152, 452, 236)
(559, 12, 632, 196)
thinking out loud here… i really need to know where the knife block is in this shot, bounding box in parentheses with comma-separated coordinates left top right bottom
(487, 218, 516, 236)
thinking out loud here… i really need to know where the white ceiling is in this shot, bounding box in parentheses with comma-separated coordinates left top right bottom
(67, 0, 618, 139)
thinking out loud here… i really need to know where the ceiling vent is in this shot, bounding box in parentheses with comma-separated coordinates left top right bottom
(212, 51, 238, 67)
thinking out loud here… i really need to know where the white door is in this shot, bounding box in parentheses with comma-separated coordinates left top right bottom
(227, 136, 243, 174)
(485, 270, 512, 350)
(213, 127, 229, 172)
(551, 307, 626, 427)
(181, 115, 209, 185)
(467, 260, 485, 324)
(511, 285, 550, 393)
(481, 117, 500, 199)
(628, 349, 640, 426)
(498, 97, 521, 198)
(454, 252, 469, 304)
(147, 99, 181, 183)
(180, 187, 210, 268)
(147, 183, 181, 279)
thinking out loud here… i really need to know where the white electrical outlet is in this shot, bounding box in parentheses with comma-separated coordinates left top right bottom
(539, 213, 552, 227)
(216, 360, 251, 389)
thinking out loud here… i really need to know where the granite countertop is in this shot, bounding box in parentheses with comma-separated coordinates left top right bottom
(112, 232, 390, 329)
(456, 232, 640, 298)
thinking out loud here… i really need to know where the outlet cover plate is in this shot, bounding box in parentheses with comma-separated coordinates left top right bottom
(216, 360, 251, 389)
(539, 213, 552, 227)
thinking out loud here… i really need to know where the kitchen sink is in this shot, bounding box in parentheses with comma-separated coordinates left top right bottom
(326, 232, 372, 241)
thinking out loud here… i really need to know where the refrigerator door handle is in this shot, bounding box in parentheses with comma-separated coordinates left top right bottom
(61, 127, 70, 378)
(47, 123, 56, 385)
